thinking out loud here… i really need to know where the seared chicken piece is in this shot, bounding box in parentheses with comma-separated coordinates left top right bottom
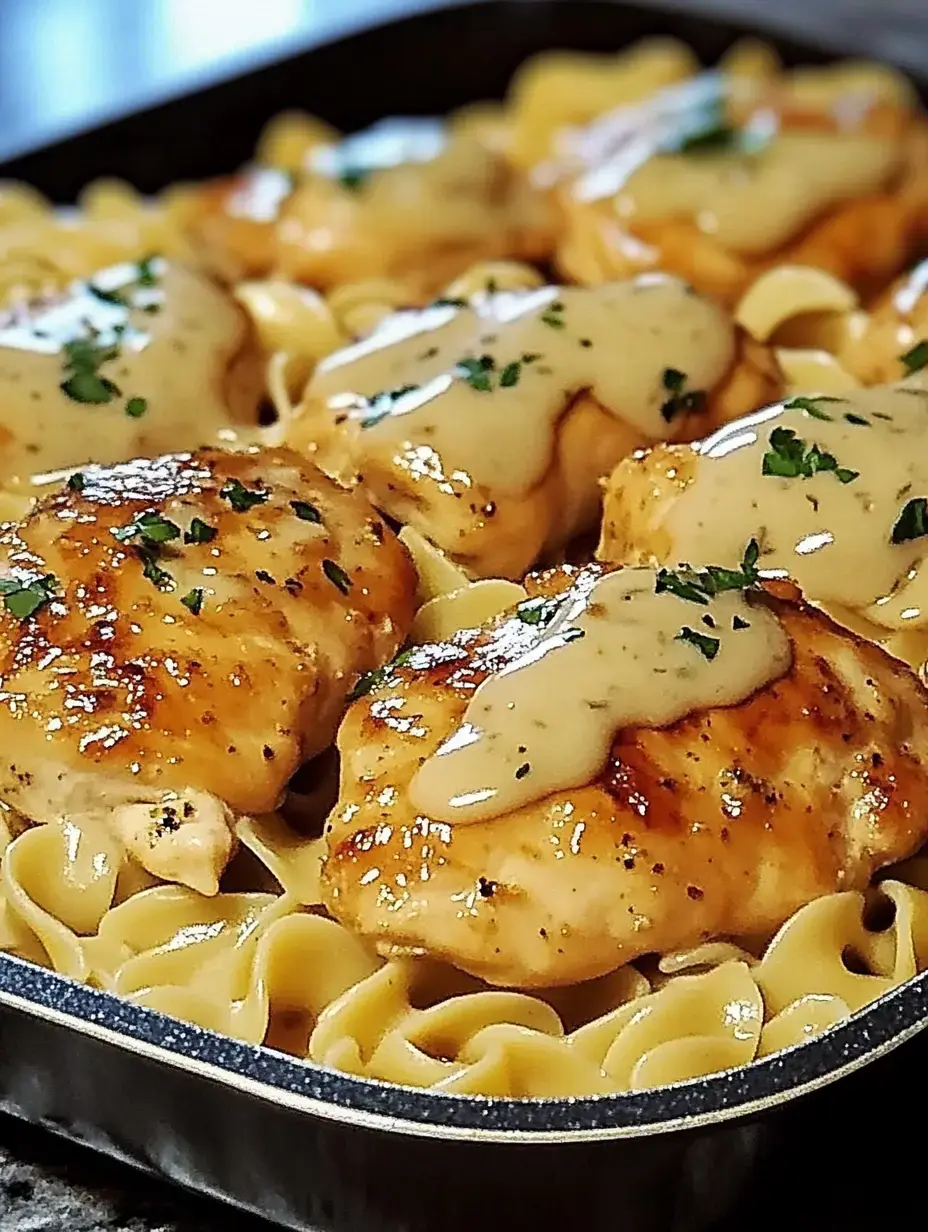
(0, 446, 416, 893)
(182, 129, 554, 298)
(552, 70, 928, 304)
(840, 257, 928, 385)
(323, 566, 928, 987)
(0, 259, 263, 484)
(291, 277, 781, 580)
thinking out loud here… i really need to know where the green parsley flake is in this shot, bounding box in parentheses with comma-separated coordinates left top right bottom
(125, 396, 147, 419)
(762, 427, 858, 484)
(220, 479, 268, 513)
(67, 472, 85, 492)
(676, 626, 720, 660)
(323, 558, 352, 594)
(655, 540, 759, 606)
(184, 517, 217, 545)
(112, 511, 181, 545)
(361, 384, 420, 428)
(540, 301, 565, 329)
(499, 361, 522, 388)
(784, 395, 845, 422)
(732, 614, 750, 630)
(891, 497, 928, 544)
(137, 546, 174, 591)
(660, 367, 707, 422)
(457, 355, 495, 392)
(515, 595, 562, 627)
(137, 256, 159, 287)
(347, 647, 415, 703)
(290, 499, 322, 524)
(60, 334, 122, 404)
(0, 573, 59, 620)
(180, 588, 204, 616)
(900, 340, 928, 375)
(339, 169, 367, 191)
(432, 297, 467, 309)
(87, 283, 128, 307)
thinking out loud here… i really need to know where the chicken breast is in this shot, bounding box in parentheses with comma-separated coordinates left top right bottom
(0, 258, 263, 485)
(0, 446, 416, 894)
(323, 565, 928, 987)
(291, 276, 781, 580)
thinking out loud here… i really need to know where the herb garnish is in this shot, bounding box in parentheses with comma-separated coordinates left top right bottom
(137, 546, 173, 591)
(339, 169, 367, 191)
(540, 301, 565, 329)
(67, 472, 85, 492)
(0, 573, 59, 620)
(762, 427, 858, 484)
(783, 395, 844, 422)
(891, 497, 928, 544)
(220, 479, 268, 513)
(290, 499, 322, 524)
(514, 594, 562, 627)
(457, 355, 495, 392)
(87, 283, 128, 307)
(515, 762, 531, 780)
(60, 336, 121, 404)
(660, 367, 707, 422)
(361, 384, 420, 428)
(112, 511, 181, 546)
(900, 340, 928, 375)
(137, 256, 159, 287)
(125, 396, 147, 419)
(499, 361, 522, 388)
(323, 559, 352, 594)
(432, 297, 467, 309)
(347, 647, 414, 703)
(184, 517, 217, 545)
(676, 626, 720, 660)
(674, 123, 738, 154)
(655, 540, 760, 606)
(180, 588, 204, 616)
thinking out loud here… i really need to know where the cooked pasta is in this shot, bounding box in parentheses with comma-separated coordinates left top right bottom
(0, 31, 927, 1104)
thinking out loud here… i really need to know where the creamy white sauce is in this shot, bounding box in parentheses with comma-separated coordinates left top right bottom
(308, 276, 734, 493)
(666, 380, 928, 631)
(554, 73, 899, 255)
(0, 259, 256, 483)
(410, 566, 790, 823)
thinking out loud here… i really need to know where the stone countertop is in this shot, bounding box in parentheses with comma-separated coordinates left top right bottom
(0, 0, 926, 1229)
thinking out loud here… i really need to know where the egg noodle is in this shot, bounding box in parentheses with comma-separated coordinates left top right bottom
(0, 35, 927, 1099)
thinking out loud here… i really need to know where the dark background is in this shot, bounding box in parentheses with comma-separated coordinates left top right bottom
(0, 0, 927, 1229)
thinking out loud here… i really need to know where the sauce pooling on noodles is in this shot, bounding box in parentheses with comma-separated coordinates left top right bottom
(410, 565, 791, 823)
(667, 379, 928, 632)
(0, 259, 256, 484)
(308, 275, 734, 493)
(555, 73, 900, 255)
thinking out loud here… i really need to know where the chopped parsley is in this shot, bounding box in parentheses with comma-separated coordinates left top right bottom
(137, 545, 173, 591)
(499, 361, 522, 388)
(457, 355, 495, 392)
(432, 297, 468, 309)
(673, 122, 738, 154)
(515, 594, 562, 627)
(60, 336, 121, 404)
(184, 517, 217, 545)
(125, 396, 147, 419)
(900, 340, 928, 375)
(676, 625, 720, 660)
(87, 283, 128, 307)
(347, 647, 414, 703)
(515, 762, 531, 780)
(0, 573, 59, 620)
(339, 168, 368, 191)
(844, 413, 870, 426)
(67, 472, 85, 492)
(112, 511, 181, 546)
(540, 301, 565, 329)
(323, 558, 352, 594)
(762, 427, 858, 484)
(220, 479, 268, 512)
(180, 588, 204, 616)
(660, 367, 707, 422)
(783, 395, 845, 422)
(290, 499, 322, 524)
(655, 540, 759, 606)
(361, 384, 419, 429)
(137, 256, 159, 287)
(891, 497, 928, 544)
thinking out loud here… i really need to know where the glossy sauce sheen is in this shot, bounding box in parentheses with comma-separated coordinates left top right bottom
(559, 74, 900, 254)
(307, 276, 734, 493)
(0, 259, 257, 483)
(667, 380, 928, 631)
(411, 568, 791, 822)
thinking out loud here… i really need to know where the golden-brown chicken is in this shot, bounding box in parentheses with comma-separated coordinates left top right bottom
(182, 129, 554, 298)
(0, 258, 263, 485)
(0, 446, 416, 894)
(323, 566, 928, 987)
(291, 277, 782, 580)
(552, 70, 928, 305)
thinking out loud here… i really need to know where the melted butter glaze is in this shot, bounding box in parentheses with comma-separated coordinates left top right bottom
(0, 446, 415, 815)
(555, 73, 900, 256)
(666, 379, 928, 631)
(410, 565, 790, 823)
(0, 259, 260, 484)
(307, 276, 734, 493)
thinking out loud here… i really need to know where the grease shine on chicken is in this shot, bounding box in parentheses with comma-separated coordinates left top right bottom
(323, 561, 928, 987)
(0, 446, 416, 894)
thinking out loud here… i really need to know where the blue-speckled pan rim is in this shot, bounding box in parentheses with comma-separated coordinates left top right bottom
(0, 951, 925, 1141)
